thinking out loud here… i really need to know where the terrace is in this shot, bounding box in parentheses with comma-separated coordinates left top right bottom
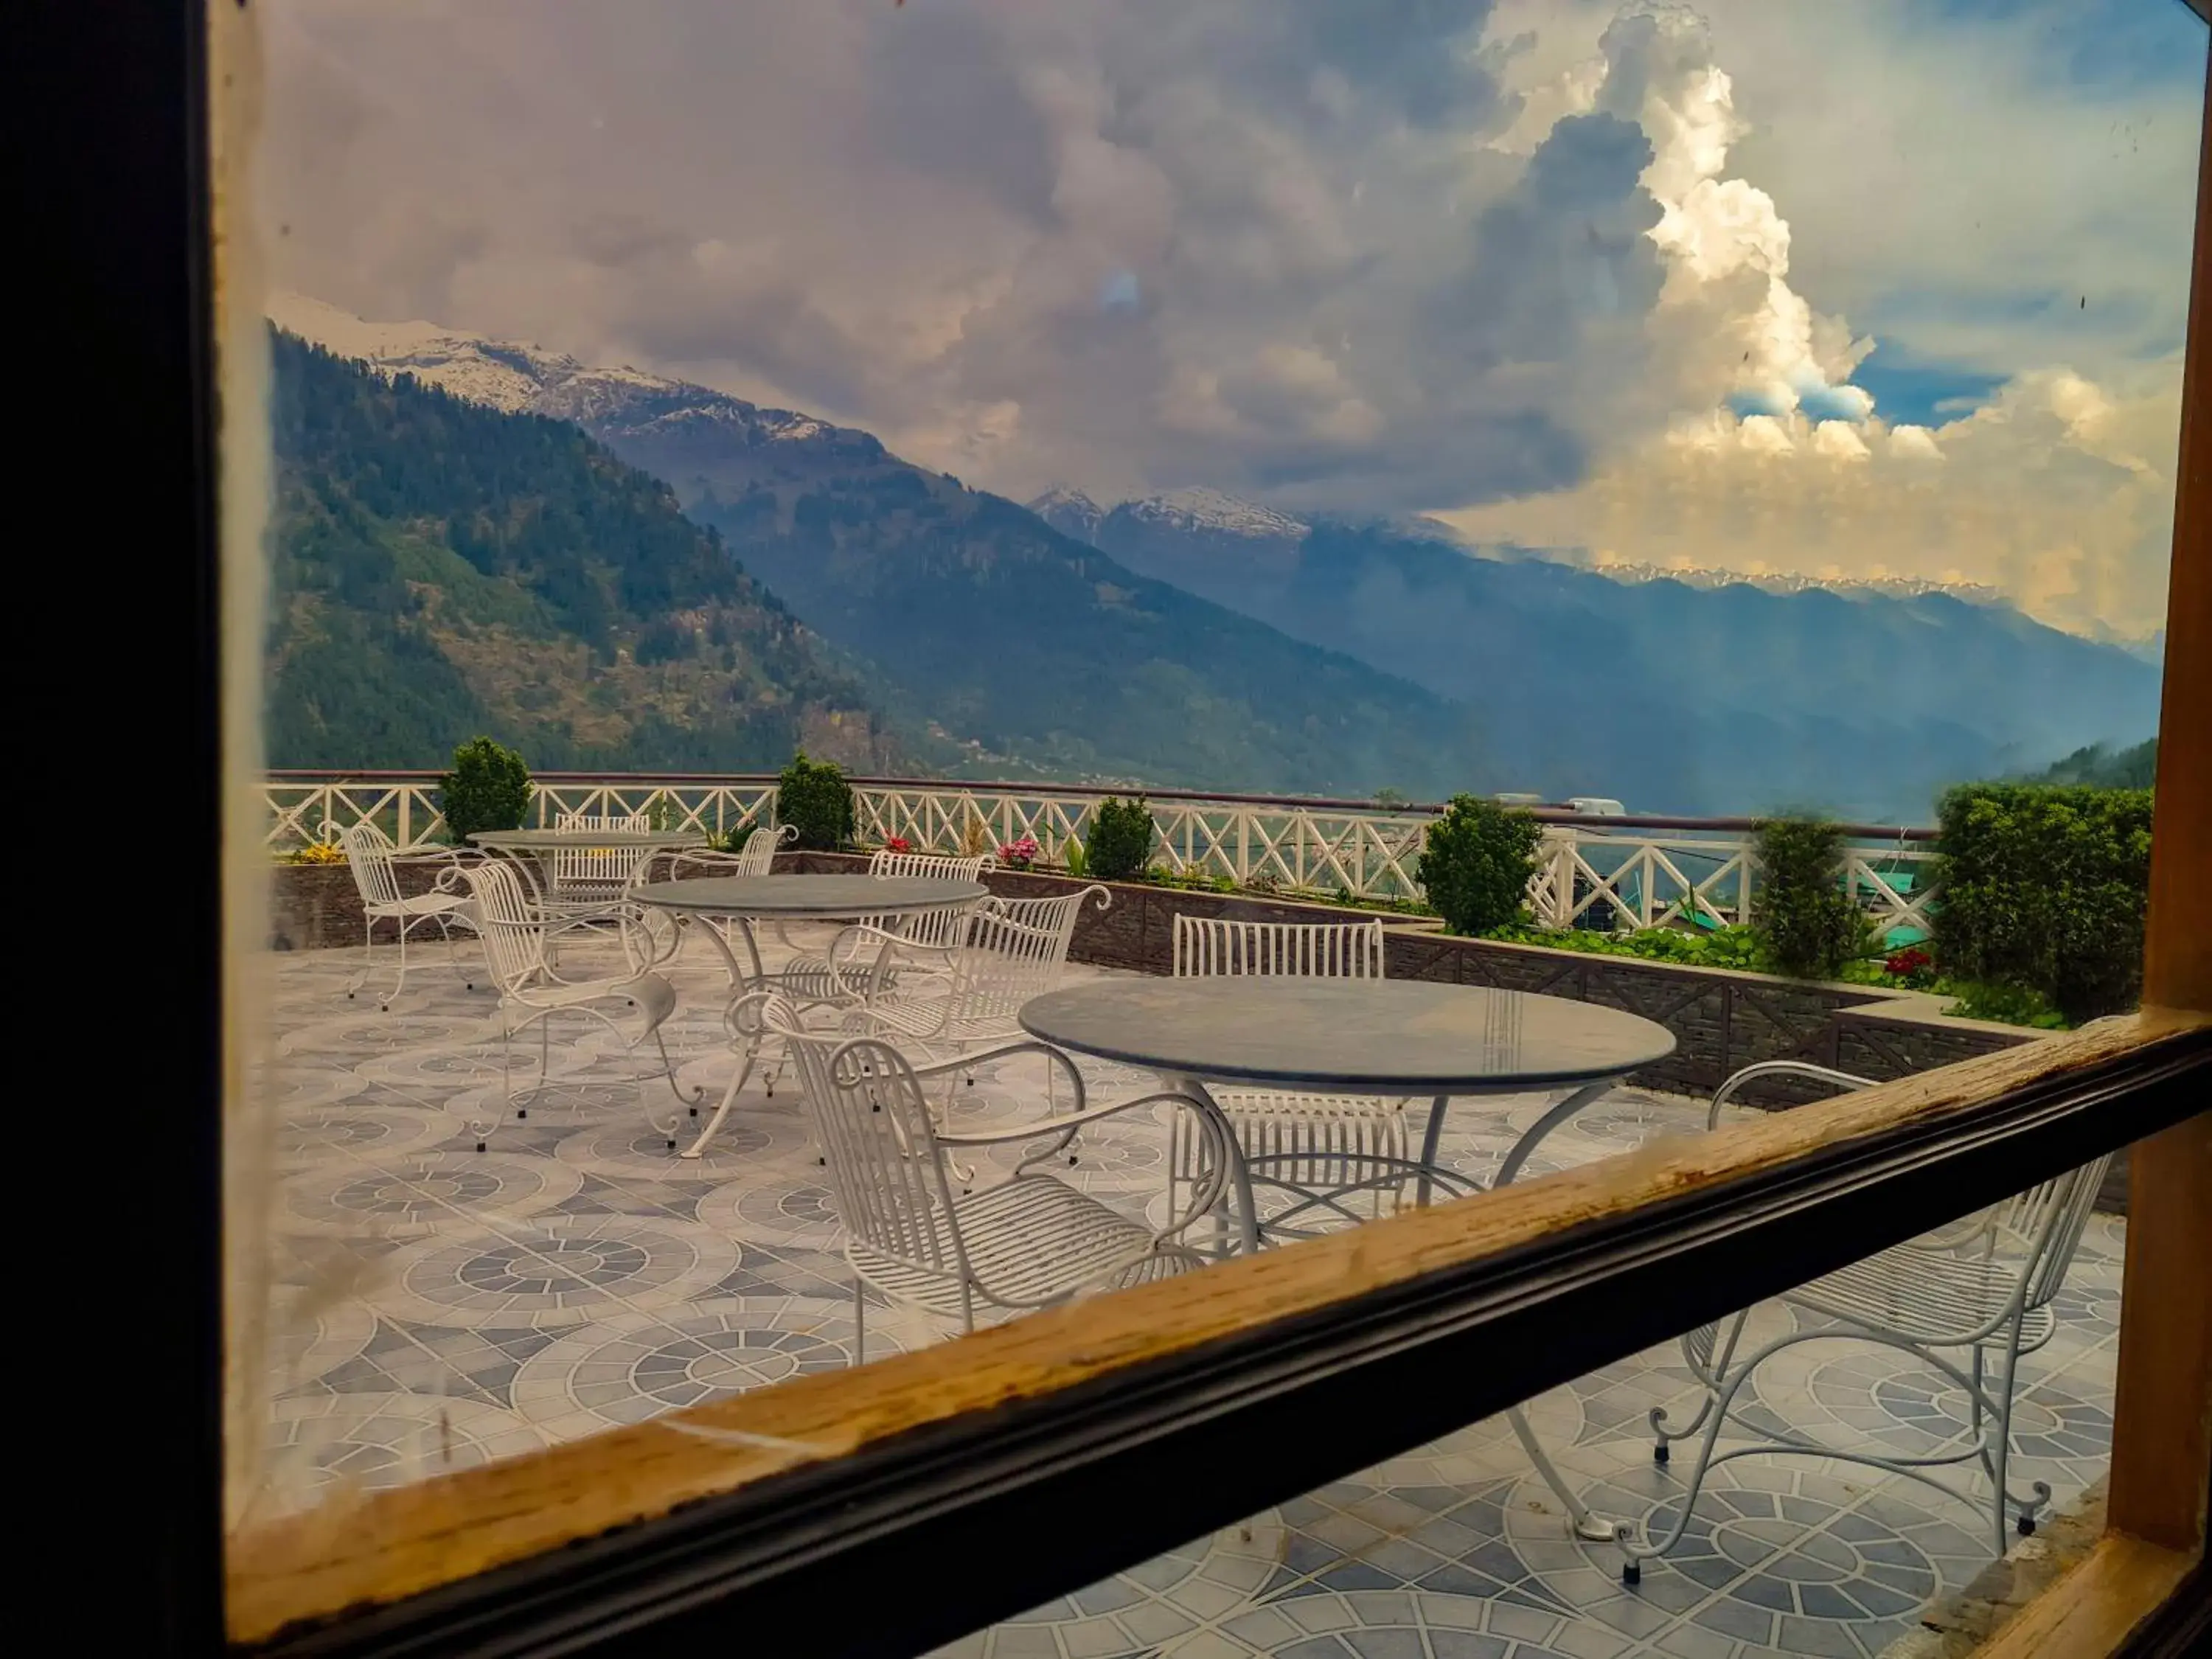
(253, 790, 2136, 1659)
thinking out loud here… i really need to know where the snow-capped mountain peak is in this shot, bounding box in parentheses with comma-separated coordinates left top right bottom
(1023, 484, 1107, 542)
(1123, 487, 1307, 542)
(266, 293, 881, 465)
(265, 292, 593, 414)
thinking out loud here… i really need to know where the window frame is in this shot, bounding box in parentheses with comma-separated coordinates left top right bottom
(65, 0, 2209, 1652)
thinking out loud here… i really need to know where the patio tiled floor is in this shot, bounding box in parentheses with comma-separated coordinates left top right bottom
(254, 931, 2124, 1659)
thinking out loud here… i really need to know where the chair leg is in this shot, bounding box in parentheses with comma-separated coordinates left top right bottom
(348, 916, 373, 1001)
(390, 912, 411, 1006)
(441, 917, 475, 992)
(529, 1014, 551, 1120)
(1618, 1324, 1767, 1584)
(1653, 1312, 1747, 1465)
(481, 1014, 518, 1152)
(1989, 1318, 2052, 1543)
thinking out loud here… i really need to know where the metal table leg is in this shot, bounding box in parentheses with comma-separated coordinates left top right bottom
(1492, 1075, 1627, 1542)
(681, 916, 771, 1160)
(1175, 1075, 1262, 1259)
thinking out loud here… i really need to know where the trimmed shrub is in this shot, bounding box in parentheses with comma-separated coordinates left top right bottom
(1087, 796, 1157, 883)
(1931, 783, 2152, 1023)
(1417, 794, 1542, 935)
(776, 752, 856, 851)
(438, 737, 532, 842)
(1752, 816, 1874, 980)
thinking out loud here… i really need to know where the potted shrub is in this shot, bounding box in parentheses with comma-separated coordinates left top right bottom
(439, 737, 532, 843)
(1087, 796, 1156, 883)
(1752, 815, 1877, 980)
(777, 752, 857, 851)
(1416, 795, 1541, 936)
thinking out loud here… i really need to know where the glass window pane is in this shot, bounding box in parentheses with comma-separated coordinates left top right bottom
(227, 1, 2203, 1641)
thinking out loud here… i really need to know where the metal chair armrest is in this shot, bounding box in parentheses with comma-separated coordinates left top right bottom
(1708, 1061, 1878, 1128)
(908, 1041, 1090, 1116)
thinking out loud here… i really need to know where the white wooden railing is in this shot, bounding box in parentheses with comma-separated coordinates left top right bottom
(265, 773, 1941, 939)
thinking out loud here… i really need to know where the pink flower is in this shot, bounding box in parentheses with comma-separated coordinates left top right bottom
(883, 836, 912, 853)
(998, 835, 1040, 866)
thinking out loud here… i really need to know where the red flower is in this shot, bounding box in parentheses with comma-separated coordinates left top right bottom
(883, 836, 911, 853)
(1885, 947, 1933, 977)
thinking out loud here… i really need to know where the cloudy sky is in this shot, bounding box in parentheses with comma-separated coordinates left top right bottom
(262, 0, 2205, 636)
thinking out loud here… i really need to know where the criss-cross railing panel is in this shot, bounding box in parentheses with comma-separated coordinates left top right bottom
(265, 776, 1942, 933)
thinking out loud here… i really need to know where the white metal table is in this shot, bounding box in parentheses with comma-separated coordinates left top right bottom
(632, 874, 990, 1159)
(1019, 975, 1676, 1540)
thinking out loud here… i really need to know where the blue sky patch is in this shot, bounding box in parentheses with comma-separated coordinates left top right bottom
(1928, 0, 2208, 93)
(1849, 352, 2006, 428)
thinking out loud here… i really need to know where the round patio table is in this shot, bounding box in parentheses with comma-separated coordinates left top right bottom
(632, 875, 990, 1158)
(1020, 975, 1674, 1541)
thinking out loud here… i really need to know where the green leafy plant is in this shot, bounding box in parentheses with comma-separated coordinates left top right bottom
(1416, 795, 1543, 936)
(1940, 978, 2070, 1030)
(437, 737, 532, 842)
(1483, 921, 1767, 971)
(708, 814, 765, 854)
(776, 752, 856, 851)
(1150, 866, 1237, 893)
(1930, 782, 2151, 1023)
(1087, 796, 1157, 883)
(1061, 838, 1090, 878)
(1752, 815, 1877, 980)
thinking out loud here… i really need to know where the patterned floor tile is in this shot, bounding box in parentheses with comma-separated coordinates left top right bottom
(509, 1296, 907, 1436)
(248, 940, 2125, 1659)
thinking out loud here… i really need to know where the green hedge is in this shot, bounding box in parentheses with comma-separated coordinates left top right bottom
(1931, 783, 2152, 1023)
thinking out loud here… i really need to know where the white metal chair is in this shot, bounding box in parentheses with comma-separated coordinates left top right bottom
(1611, 1060, 2113, 1583)
(548, 810, 658, 909)
(1166, 917, 1411, 1245)
(835, 886, 1110, 1075)
(782, 847, 992, 994)
(455, 859, 692, 1152)
(755, 992, 1246, 1360)
(667, 821, 799, 882)
(327, 820, 479, 1009)
(861, 848, 993, 947)
(661, 823, 799, 970)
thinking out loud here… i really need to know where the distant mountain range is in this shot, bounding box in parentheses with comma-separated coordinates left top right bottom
(1030, 487, 2163, 820)
(269, 296, 2163, 818)
(2031, 738, 2159, 789)
(265, 330, 890, 772)
(267, 301, 1494, 796)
